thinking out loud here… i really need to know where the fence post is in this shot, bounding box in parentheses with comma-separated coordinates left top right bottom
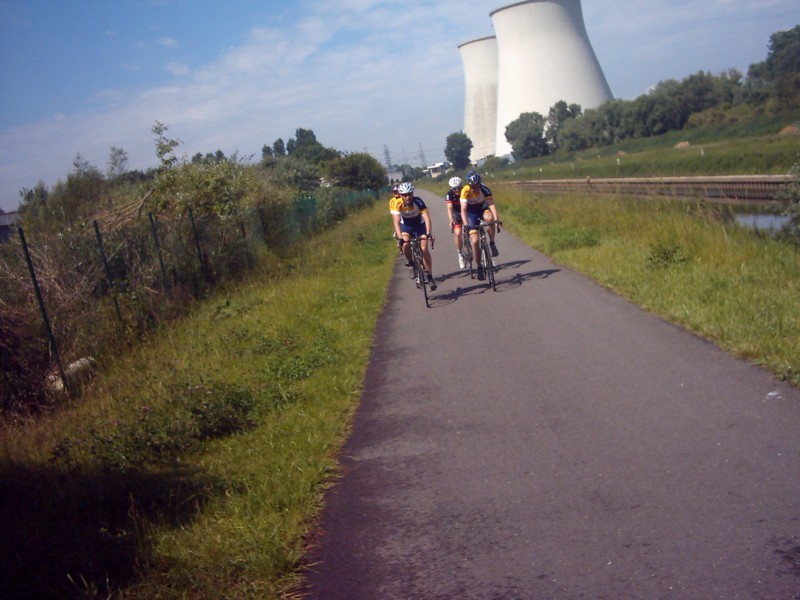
(187, 207, 209, 282)
(239, 220, 252, 268)
(258, 207, 268, 245)
(93, 220, 124, 323)
(148, 212, 171, 297)
(18, 226, 69, 395)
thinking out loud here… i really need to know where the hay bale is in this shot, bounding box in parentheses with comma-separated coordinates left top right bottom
(616, 150, 627, 157)
(674, 141, 691, 149)
(779, 124, 800, 136)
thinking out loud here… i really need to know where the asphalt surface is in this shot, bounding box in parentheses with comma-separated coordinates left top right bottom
(302, 189, 800, 599)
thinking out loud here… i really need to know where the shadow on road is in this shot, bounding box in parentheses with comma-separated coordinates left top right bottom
(427, 260, 561, 307)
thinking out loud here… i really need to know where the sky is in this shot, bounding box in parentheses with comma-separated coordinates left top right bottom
(1, 0, 798, 213)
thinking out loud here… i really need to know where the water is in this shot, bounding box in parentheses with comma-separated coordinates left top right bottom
(734, 213, 789, 231)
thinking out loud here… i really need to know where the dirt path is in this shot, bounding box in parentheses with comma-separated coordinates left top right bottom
(302, 189, 800, 599)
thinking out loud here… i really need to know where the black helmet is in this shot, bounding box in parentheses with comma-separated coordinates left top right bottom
(466, 171, 481, 186)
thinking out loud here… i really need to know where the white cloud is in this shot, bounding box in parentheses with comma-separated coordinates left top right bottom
(157, 36, 179, 49)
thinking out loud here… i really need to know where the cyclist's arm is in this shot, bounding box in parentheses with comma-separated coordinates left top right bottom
(446, 201, 455, 224)
(422, 210, 433, 236)
(392, 213, 403, 239)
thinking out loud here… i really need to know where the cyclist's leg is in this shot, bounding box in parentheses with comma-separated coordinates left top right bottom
(483, 207, 496, 241)
(400, 229, 413, 265)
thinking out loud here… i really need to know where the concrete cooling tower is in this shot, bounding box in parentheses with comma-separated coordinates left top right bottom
(490, 0, 613, 156)
(458, 36, 498, 163)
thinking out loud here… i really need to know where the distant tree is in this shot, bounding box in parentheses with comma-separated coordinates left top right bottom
(286, 138, 297, 155)
(262, 144, 273, 159)
(294, 128, 317, 147)
(153, 121, 180, 168)
(293, 143, 340, 164)
(505, 112, 549, 160)
(546, 101, 581, 151)
(273, 138, 286, 157)
(106, 146, 128, 178)
(745, 25, 800, 107)
(18, 182, 49, 220)
(328, 153, 387, 190)
(444, 132, 473, 171)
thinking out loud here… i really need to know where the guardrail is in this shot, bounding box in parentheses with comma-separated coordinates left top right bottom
(507, 175, 794, 203)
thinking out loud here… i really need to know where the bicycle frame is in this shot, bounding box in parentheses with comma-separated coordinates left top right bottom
(470, 220, 497, 290)
(405, 233, 431, 307)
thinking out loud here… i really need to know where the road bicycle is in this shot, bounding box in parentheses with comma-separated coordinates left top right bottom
(474, 219, 499, 291)
(460, 224, 474, 279)
(397, 232, 434, 307)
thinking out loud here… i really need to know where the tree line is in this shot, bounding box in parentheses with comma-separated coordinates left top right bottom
(16, 124, 387, 231)
(445, 24, 799, 165)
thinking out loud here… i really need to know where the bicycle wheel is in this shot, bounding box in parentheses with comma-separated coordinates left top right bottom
(413, 243, 430, 307)
(480, 232, 496, 290)
(462, 232, 474, 279)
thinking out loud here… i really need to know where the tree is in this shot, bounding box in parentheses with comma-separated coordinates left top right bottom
(546, 101, 581, 151)
(273, 138, 286, 157)
(328, 153, 387, 191)
(505, 112, 549, 160)
(153, 121, 180, 168)
(262, 144, 273, 159)
(107, 146, 128, 178)
(746, 25, 800, 107)
(444, 132, 473, 171)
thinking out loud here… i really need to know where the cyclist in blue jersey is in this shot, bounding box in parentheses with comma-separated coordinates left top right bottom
(390, 182, 437, 290)
(460, 171, 501, 280)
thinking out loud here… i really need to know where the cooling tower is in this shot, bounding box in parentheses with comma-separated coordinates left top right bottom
(491, 0, 613, 156)
(458, 36, 498, 163)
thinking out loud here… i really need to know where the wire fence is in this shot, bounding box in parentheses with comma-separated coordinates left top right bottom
(0, 189, 378, 412)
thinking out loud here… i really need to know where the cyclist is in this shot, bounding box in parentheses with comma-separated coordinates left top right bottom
(390, 182, 437, 290)
(460, 170, 500, 280)
(445, 176, 466, 269)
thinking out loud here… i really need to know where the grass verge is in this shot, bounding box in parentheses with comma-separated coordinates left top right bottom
(498, 185, 800, 386)
(0, 201, 397, 599)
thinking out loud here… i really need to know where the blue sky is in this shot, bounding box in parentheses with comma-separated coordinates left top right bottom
(1, 0, 798, 212)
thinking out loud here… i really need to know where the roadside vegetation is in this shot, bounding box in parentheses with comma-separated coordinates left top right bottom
(0, 201, 397, 598)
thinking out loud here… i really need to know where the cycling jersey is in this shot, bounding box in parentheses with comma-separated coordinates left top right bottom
(460, 183, 493, 211)
(445, 187, 463, 225)
(390, 195, 429, 237)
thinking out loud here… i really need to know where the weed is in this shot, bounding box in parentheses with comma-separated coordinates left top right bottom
(647, 242, 689, 268)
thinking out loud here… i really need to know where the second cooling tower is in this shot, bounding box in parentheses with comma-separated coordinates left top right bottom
(491, 0, 613, 156)
(458, 36, 498, 163)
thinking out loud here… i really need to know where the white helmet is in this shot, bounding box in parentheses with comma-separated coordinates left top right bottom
(448, 177, 462, 188)
(397, 182, 414, 194)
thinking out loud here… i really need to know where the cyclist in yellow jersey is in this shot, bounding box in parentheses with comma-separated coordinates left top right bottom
(460, 170, 501, 280)
(390, 182, 437, 290)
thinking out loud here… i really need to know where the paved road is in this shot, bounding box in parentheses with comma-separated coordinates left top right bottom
(302, 189, 800, 599)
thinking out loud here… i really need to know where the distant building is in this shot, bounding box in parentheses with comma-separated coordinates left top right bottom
(424, 162, 449, 178)
(387, 170, 404, 183)
(0, 212, 18, 243)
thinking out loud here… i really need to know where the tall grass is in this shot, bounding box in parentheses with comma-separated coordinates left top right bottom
(499, 185, 800, 385)
(0, 202, 397, 598)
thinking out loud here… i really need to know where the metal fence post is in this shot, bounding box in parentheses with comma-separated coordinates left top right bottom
(239, 220, 252, 268)
(18, 226, 69, 395)
(93, 220, 124, 323)
(148, 211, 171, 297)
(257, 207, 268, 245)
(187, 207, 209, 281)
